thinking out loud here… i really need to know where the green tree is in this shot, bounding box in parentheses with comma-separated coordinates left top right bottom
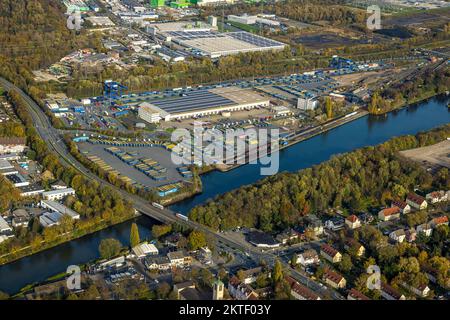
(151, 224, 172, 238)
(187, 230, 207, 251)
(130, 223, 140, 248)
(291, 254, 298, 267)
(339, 254, 353, 273)
(272, 259, 284, 284)
(156, 282, 171, 299)
(0, 291, 9, 300)
(98, 238, 122, 259)
(325, 96, 333, 119)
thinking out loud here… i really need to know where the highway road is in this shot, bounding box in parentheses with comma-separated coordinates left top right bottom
(0, 77, 344, 300)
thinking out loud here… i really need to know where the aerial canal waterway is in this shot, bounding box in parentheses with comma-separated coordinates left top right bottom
(0, 95, 449, 295)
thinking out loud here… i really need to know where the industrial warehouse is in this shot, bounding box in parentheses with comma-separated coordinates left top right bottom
(138, 87, 270, 122)
(147, 21, 286, 58)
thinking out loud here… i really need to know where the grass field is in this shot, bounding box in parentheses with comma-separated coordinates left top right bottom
(228, 21, 261, 34)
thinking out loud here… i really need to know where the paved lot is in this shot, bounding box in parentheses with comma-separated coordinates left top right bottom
(78, 142, 184, 188)
(400, 140, 450, 169)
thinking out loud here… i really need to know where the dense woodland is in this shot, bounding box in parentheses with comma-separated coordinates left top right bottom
(202, 0, 367, 25)
(190, 125, 450, 231)
(0, 121, 25, 137)
(0, 0, 102, 86)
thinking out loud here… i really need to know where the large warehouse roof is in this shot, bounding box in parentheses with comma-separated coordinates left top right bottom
(138, 88, 270, 121)
(149, 90, 236, 114)
(173, 31, 286, 57)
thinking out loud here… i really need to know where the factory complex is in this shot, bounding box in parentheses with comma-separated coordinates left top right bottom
(147, 21, 286, 58)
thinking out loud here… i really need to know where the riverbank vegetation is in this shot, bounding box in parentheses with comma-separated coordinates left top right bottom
(190, 124, 450, 231)
(369, 68, 450, 115)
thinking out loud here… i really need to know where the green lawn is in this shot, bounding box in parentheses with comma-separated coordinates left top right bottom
(228, 21, 261, 34)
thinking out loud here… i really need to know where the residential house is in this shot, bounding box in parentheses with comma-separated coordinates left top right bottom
(0, 216, 13, 235)
(167, 250, 192, 268)
(11, 209, 30, 228)
(199, 247, 212, 264)
(324, 217, 345, 231)
(345, 215, 361, 229)
(378, 207, 400, 221)
(173, 280, 212, 300)
(425, 191, 447, 204)
(389, 229, 406, 243)
(144, 256, 171, 271)
(406, 193, 427, 211)
(239, 267, 268, 285)
(422, 265, 449, 288)
(296, 249, 320, 266)
(276, 228, 300, 245)
(416, 223, 433, 237)
(164, 232, 183, 247)
(401, 282, 430, 298)
(0, 137, 26, 154)
(430, 216, 449, 228)
(228, 276, 259, 300)
(347, 288, 370, 300)
(358, 213, 374, 225)
(285, 276, 321, 300)
(344, 238, 365, 257)
(323, 269, 346, 289)
(405, 228, 417, 243)
(173, 280, 196, 299)
(320, 244, 342, 263)
(305, 215, 324, 236)
(380, 283, 405, 300)
(391, 200, 411, 214)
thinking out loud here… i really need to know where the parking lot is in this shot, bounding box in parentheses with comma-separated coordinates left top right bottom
(78, 142, 184, 188)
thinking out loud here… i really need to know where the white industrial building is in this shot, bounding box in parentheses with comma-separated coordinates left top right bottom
(147, 21, 286, 58)
(138, 87, 270, 122)
(42, 188, 76, 201)
(0, 216, 12, 234)
(40, 200, 80, 220)
(19, 184, 45, 197)
(198, 0, 235, 6)
(228, 14, 257, 25)
(228, 14, 280, 26)
(138, 104, 161, 123)
(297, 97, 319, 111)
(271, 106, 292, 116)
(256, 17, 280, 27)
(132, 242, 159, 258)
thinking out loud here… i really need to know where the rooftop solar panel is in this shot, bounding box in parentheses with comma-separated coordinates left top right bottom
(227, 32, 285, 48)
(149, 91, 236, 114)
(167, 30, 226, 41)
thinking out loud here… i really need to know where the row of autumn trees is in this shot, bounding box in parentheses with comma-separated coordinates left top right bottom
(369, 68, 450, 114)
(0, 90, 135, 264)
(190, 124, 450, 232)
(202, 0, 367, 26)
